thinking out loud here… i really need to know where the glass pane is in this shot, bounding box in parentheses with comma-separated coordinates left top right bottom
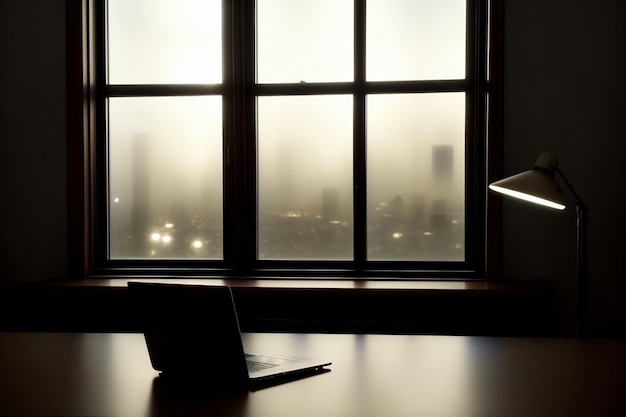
(258, 96, 353, 259)
(107, 0, 222, 84)
(257, 0, 353, 83)
(367, 93, 465, 261)
(367, 0, 466, 81)
(108, 96, 223, 259)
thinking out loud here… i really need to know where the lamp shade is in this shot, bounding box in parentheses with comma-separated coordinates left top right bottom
(488, 152, 566, 210)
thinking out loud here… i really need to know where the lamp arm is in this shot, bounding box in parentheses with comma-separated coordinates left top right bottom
(555, 167, 588, 337)
(555, 167, 587, 211)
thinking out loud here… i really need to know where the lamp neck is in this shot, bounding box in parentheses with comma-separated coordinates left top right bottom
(534, 151, 559, 174)
(555, 167, 587, 211)
(533, 165, 556, 178)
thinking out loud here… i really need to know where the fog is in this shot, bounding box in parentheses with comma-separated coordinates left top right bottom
(106, 0, 467, 260)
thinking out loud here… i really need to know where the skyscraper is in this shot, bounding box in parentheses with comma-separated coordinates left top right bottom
(432, 144, 453, 183)
(321, 188, 339, 221)
(130, 133, 151, 257)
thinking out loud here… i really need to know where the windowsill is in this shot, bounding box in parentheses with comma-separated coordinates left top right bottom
(43, 276, 549, 293)
(4, 277, 555, 335)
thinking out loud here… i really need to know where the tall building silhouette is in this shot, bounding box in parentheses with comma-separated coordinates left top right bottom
(409, 193, 426, 229)
(130, 133, 151, 257)
(430, 145, 455, 257)
(321, 188, 339, 221)
(430, 198, 449, 237)
(432, 144, 454, 182)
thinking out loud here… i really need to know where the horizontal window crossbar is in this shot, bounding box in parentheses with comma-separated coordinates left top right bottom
(254, 79, 469, 96)
(105, 84, 225, 97)
(105, 80, 470, 98)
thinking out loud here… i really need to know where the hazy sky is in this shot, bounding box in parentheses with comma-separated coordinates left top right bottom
(108, 0, 465, 83)
(107, 0, 466, 220)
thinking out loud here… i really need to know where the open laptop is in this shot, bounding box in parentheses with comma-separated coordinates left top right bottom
(128, 282, 331, 390)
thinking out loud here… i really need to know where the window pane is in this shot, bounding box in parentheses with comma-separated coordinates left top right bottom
(367, 0, 466, 81)
(367, 93, 465, 261)
(258, 96, 353, 259)
(108, 97, 223, 259)
(256, 0, 353, 83)
(107, 0, 222, 84)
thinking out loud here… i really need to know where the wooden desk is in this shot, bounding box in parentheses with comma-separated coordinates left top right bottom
(0, 332, 625, 417)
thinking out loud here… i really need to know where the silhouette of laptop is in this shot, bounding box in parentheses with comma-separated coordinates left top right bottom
(128, 282, 331, 390)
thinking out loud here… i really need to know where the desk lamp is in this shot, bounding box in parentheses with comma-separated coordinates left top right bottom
(489, 152, 588, 337)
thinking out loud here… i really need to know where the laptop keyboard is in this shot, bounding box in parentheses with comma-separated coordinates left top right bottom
(247, 360, 279, 373)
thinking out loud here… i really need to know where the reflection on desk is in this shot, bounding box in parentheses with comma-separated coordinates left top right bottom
(0, 332, 625, 417)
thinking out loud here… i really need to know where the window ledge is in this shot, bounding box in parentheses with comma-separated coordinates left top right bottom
(3, 278, 555, 336)
(44, 277, 548, 293)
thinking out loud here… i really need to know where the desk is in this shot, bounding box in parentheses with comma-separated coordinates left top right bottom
(0, 332, 625, 417)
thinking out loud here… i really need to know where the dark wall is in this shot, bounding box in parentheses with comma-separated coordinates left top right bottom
(502, 0, 626, 336)
(0, 0, 68, 286)
(0, 0, 625, 336)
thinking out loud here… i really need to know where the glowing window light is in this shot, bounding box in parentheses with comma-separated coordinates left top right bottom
(151, 233, 161, 241)
(192, 240, 203, 249)
(162, 235, 172, 244)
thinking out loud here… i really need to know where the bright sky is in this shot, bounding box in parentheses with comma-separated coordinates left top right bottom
(106, 0, 466, 217)
(108, 0, 465, 83)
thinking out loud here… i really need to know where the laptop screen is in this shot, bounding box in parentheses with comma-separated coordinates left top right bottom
(129, 282, 249, 387)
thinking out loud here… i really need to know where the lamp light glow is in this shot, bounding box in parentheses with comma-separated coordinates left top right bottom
(488, 184, 565, 210)
(488, 152, 566, 210)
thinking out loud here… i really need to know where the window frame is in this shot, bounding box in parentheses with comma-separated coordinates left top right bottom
(67, 0, 503, 280)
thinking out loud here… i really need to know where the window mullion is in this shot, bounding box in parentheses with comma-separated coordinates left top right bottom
(240, 0, 258, 271)
(222, 0, 236, 268)
(224, 0, 256, 270)
(354, 0, 367, 268)
(229, 0, 265, 271)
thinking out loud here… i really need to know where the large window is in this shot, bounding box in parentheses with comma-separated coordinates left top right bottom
(74, 0, 494, 277)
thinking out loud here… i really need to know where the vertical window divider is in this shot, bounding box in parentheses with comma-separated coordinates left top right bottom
(466, 0, 487, 275)
(353, 0, 367, 269)
(95, 0, 109, 271)
(243, 0, 258, 270)
(222, 0, 236, 268)
(226, 0, 256, 270)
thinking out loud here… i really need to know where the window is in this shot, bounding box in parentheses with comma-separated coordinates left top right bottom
(70, 0, 497, 278)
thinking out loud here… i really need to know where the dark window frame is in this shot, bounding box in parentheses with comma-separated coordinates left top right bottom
(67, 0, 503, 280)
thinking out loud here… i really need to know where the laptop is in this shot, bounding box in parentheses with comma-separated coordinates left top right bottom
(128, 282, 331, 390)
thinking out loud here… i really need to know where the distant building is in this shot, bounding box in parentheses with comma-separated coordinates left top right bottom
(130, 133, 151, 256)
(321, 188, 339, 221)
(432, 144, 453, 182)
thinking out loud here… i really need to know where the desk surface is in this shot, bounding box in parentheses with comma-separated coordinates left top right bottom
(1, 332, 625, 417)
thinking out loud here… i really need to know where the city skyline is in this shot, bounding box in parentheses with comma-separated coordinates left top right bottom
(109, 134, 464, 261)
